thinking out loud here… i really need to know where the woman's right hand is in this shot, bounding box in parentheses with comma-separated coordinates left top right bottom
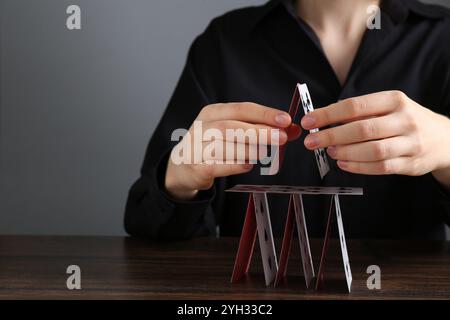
(164, 102, 302, 200)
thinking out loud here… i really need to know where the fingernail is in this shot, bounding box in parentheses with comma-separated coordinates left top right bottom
(275, 114, 291, 126)
(302, 115, 316, 128)
(305, 135, 319, 148)
(327, 146, 337, 158)
(338, 161, 348, 169)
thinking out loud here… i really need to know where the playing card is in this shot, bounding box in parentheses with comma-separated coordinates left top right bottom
(227, 184, 363, 196)
(334, 194, 352, 292)
(298, 83, 330, 179)
(227, 185, 272, 193)
(231, 195, 258, 283)
(267, 85, 301, 175)
(293, 194, 315, 287)
(315, 197, 334, 290)
(252, 193, 278, 286)
(274, 195, 295, 287)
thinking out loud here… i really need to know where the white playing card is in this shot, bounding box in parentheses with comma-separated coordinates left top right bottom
(252, 193, 278, 286)
(298, 83, 330, 179)
(227, 185, 272, 193)
(334, 194, 352, 292)
(227, 185, 363, 196)
(292, 194, 315, 287)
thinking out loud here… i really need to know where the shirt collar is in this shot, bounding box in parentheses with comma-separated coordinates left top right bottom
(250, 0, 448, 30)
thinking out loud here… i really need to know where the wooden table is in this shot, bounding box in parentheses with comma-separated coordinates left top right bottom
(0, 236, 449, 299)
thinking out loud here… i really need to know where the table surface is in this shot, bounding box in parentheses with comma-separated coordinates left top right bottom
(0, 236, 449, 300)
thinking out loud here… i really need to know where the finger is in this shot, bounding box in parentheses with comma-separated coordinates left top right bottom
(337, 157, 410, 175)
(327, 136, 416, 162)
(202, 141, 264, 163)
(340, 115, 376, 125)
(197, 163, 255, 179)
(202, 120, 288, 145)
(301, 91, 408, 130)
(198, 102, 292, 128)
(304, 114, 407, 150)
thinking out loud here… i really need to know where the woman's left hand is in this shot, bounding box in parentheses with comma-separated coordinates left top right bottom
(301, 90, 450, 176)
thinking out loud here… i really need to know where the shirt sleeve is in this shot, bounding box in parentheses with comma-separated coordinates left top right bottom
(124, 21, 224, 240)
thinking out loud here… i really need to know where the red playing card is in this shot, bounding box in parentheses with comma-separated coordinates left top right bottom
(280, 85, 301, 164)
(268, 85, 301, 175)
(231, 194, 258, 283)
(274, 195, 296, 287)
(315, 196, 335, 290)
(293, 194, 315, 287)
(287, 85, 301, 122)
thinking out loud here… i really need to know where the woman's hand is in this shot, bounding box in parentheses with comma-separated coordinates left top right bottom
(301, 91, 450, 179)
(165, 102, 302, 200)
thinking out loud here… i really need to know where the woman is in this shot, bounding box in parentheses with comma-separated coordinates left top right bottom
(125, 0, 450, 240)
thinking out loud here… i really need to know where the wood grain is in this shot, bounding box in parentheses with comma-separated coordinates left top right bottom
(0, 236, 449, 299)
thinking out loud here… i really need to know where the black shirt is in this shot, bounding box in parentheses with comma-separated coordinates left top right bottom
(124, 0, 450, 240)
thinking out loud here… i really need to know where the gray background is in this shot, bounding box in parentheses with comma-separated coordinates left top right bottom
(0, 0, 449, 236)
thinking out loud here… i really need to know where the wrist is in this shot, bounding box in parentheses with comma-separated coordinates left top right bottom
(164, 160, 199, 200)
